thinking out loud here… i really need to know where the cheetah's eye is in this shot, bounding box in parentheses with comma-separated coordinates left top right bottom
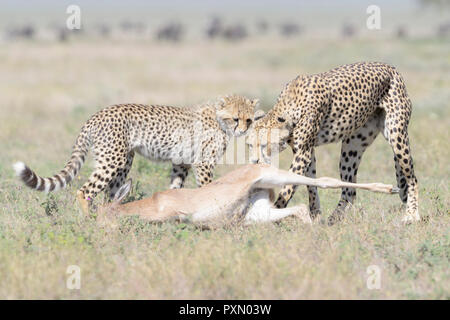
(277, 117, 286, 123)
(233, 118, 239, 122)
(246, 119, 252, 124)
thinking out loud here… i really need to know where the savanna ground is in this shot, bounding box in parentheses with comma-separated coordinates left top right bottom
(0, 32, 449, 298)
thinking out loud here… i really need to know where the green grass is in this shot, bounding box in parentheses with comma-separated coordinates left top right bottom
(0, 36, 448, 299)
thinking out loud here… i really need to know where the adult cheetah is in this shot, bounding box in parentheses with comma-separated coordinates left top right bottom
(247, 62, 419, 224)
(14, 95, 262, 215)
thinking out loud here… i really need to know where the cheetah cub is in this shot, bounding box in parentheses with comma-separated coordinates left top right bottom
(14, 95, 263, 215)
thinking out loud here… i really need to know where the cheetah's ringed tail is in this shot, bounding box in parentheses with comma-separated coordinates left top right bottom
(13, 130, 90, 193)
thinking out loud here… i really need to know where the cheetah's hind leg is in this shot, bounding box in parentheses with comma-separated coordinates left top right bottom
(383, 124, 419, 223)
(381, 105, 419, 222)
(106, 151, 135, 200)
(79, 147, 131, 215)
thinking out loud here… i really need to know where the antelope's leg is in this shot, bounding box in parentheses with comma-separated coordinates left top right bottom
(244, 191, 312, 225)
(257, 167, 398, 194)
(245, 204, 311, 225)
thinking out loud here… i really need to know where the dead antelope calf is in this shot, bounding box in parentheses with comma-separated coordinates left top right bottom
(97, 164, 398, 227)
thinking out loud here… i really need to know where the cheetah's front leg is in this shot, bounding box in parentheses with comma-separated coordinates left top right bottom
(170, 164, 191, 189)
(274, 149, 321, 220)
(305, 151, 321, 220)
(192, 163, 215, 187)
(274, 112, 322, 215)
(274, 144, 314, 210)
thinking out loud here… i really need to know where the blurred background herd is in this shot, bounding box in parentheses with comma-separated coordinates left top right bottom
(1, 0, 449, 44)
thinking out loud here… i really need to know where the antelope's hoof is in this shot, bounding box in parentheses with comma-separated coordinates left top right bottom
(391, 187, 400, 194)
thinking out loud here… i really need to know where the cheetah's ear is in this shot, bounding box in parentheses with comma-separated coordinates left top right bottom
(254, 109, 266, 121)
(113, 179, 132, 204)
(216, 96, 227, 109)
(251, 99, 260, 108)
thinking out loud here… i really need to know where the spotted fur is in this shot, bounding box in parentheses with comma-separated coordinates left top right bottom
(14, 95, 259, 208)
(247, 62, 419, 224)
